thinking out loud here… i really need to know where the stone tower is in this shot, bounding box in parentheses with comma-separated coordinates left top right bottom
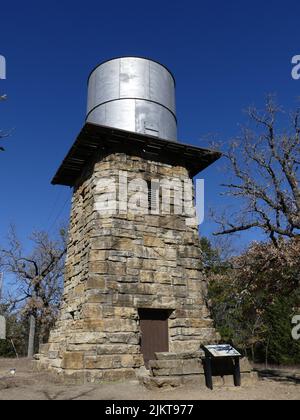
(36, 57, 221, 383)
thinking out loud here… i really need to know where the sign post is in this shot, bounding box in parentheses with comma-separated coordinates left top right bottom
(201, 344, 242, 390)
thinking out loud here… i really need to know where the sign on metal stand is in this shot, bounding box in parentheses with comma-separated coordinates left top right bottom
(201, 344, 242, 390)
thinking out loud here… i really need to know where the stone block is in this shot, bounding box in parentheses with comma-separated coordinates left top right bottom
(96, 344, 139, 355)
(114, 307, 138, 319)
(108, 262, 126, 276)
(143, 236, 165, 248)
(153, 272, 172, 284)
(85, 354, 142, 370)
(151, 367, 183, 377)
(126, 268, 140, 276)
(101, 368, 136, 382)
(240, 357, 253, 373)
(140, 270, 154, 283)
(48, 358, 63, 369)
(172, 277, 187, 286)
(170, 341, 201, 353)
(81, 318, 137, 333)
(155, 351, 204, 360)
(39, 343, 50, 354)
(120, 354, 143, 368)
(91, 237, 115, 250)
(86, 277, 105, 290)
(181, 374, 207, 387)
(173, 286, 187, 297)
(149, 356, 204, 377)
(107, 332, 140, 345)
(85, 355, 116, 369)
(141, 259, 159, 270)
(149, 359, 179, 369)
(86, 290, 112, 304)
(81, 303, 103, 318)
(141, 375, 182, 390)
(90, 250, 108, 261)
(182, 359, 204, 375)
(48, 351, 59, 359)
(89, 261, 108, 274)
(113, 293, 134, 306)
(62, 352, 84, 370)
(68, 332, 107, 344)
(127, 258, 142, 269)
(67, 344, 97, 353)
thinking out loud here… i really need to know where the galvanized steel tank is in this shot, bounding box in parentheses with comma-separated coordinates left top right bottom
(86, 57, 177, 141)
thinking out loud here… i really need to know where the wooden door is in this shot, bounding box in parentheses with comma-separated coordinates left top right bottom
(139, 309, 169, 368)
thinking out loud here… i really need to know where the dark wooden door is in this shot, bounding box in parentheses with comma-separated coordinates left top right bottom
(139, 309, 169, 368)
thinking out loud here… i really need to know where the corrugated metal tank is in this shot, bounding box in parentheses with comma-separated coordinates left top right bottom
(86, 57, 177, 141)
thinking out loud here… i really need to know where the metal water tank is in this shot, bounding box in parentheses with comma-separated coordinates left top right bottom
(86, 57, 177, 141)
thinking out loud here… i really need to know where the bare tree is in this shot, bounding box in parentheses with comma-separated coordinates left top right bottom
(214, 97, 300, 247)
(0, 226, 67, 357)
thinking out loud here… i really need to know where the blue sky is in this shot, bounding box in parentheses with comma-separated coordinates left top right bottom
(0, 0, 299, 253)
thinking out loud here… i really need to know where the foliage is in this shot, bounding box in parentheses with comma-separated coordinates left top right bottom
(206, 237, 300, 364)
(264, 296, 300, 365)
(0, 304, 28, 357)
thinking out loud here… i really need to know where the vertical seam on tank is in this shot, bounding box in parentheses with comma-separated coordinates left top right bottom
(119, 59, 121, 98)
(134, 99, 136, 133)
(149, 60, 151, 101)
(105, 65, 107, 123)
(147, 60, 151, 135)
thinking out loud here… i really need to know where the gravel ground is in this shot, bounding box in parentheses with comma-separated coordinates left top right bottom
(0, 358, 299, 400)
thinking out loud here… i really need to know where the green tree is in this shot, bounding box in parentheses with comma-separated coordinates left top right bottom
(200, 237, 222, 273)
(207, 238, 300, 364)
(264, 296, 300, 365)
(0, 303, 27, 357)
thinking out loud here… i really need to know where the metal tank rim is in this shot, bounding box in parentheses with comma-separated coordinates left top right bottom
(87, 56, 176, 86)
(86, 97, 178, 124)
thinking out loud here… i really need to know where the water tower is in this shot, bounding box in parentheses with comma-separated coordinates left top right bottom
(86, 57, 177, 140)
(36, 57, 221, 384)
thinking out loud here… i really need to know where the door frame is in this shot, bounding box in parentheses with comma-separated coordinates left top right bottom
(138, 308, 173, 368)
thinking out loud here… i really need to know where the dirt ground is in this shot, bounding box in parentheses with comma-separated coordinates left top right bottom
(0, 358, 299, 400)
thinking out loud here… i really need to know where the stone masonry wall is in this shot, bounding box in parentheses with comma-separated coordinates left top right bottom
(36, 152, 219, 383)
